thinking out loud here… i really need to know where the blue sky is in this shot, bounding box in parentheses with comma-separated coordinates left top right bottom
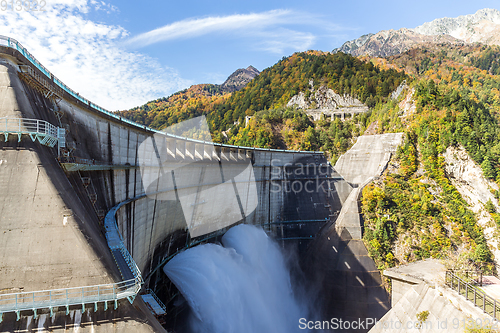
(0, 0, 497, 110)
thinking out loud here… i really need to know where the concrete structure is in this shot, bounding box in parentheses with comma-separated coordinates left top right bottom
(306, 106, 369, 121)
(303, 133, 403, 332)
(0, 37, 355, 331)
(370, 259, 493, 333)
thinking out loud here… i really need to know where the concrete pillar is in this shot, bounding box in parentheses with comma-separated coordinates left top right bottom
(230, 149, 238, 162)
(166, 138, 176, 160)
(185, 141, 195, 161)
(238, 149, 246, 160)
(203, 143, 215, 160)
(194, 143, 204, 160)
(220, 147, 230, 162)
(175, 139, 185, 160)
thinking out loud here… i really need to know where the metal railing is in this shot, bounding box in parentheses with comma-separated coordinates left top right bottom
(0, 189, 143, 322)
(143, 288, 167, 315)
(446, 270, 500, 320)
(0, 278, 139, 319)
(0, 117, 64, 148)
(0, 35, 323, 155)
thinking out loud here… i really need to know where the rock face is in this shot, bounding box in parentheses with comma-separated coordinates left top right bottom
(335, 8, 500, 57)
(287, 82, 369, 120)
(443, 146, 500, 266)
(414, 8, 500, 45)
(221, 65, 260, 92)
(334, 28, 463, 57)
(287, 81, 366, 110)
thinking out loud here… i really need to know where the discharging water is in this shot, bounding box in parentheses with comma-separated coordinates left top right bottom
(164, 224, 309, 333)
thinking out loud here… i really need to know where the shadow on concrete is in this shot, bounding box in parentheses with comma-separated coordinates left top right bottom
(302, 223, 390, 333)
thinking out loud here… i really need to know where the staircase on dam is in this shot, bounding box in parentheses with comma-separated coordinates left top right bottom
(0, 36, 362, 332)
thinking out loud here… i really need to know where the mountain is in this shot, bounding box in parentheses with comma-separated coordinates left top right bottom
(334, 28, 462, 57)
(120, 38, 500, 271)
(122, 51, 406, 141)
(414, 8, 500, 45)
(119, 66, 259, 129)
(335, 8, 500, 57)
(221, 65, 260, 93)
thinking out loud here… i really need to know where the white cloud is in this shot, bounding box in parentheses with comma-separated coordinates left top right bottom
(255, 29, 317, 54)
(125, 10, 294, 48)
(124, 10, 336, 55)
(0, 4, 348, 110)
(125, 10, 346, 54)
(0, 1, 190, 110)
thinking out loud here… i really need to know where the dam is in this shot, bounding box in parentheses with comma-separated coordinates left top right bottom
(0, 36, 396, 332)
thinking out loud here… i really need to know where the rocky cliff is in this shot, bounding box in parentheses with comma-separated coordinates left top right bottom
(414, 8, 500, 45)
(221, 65, 260, 92)
(335, 28, 462, 57)
(335, 8, 500, 57)
(286, 80, 366, 110)
(443, 146, 500, 266)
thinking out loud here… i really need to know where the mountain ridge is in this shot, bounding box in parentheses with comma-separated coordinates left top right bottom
(335, 8, 500, 57)
(221, 65, 260, 93)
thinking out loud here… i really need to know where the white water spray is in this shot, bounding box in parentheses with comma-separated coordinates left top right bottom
(164, 224, 309, 333)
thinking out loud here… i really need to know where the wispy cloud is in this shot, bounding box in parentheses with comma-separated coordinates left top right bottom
(124, 9, 338, 55)
(255, 29, 317, 54)
(125, 10, 294, 48)
(0, 0, 190, 110)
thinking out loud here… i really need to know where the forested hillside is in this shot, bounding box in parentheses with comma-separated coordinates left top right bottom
(361, 44, 500, 271)
(121, 42, 500, 273)
(123, 51, 406, 161)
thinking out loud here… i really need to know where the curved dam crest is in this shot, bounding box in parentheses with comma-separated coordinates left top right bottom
(0, 36, 399, 332)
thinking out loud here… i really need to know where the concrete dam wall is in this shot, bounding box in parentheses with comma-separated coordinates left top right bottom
(0, 37, 366, 331)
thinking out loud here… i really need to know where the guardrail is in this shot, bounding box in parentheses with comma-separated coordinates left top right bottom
(0, 35, 323, 155)
(0, 278, 140, 322)
(0, 117, 64, 148)
(0, 190, 143, 323)
(446, 270, 500, 320)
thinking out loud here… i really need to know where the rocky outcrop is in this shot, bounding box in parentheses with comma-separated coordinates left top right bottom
(335, 8, 500, 58)
(398, 87, 416, 120)
(414, 8, 500, 45)
(443, 146, 500, 264)
(334, 28, 463, 58)
(287, 83, 369, 121)
(287, 82, 367, 110)
(221, 65, 260, 92)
